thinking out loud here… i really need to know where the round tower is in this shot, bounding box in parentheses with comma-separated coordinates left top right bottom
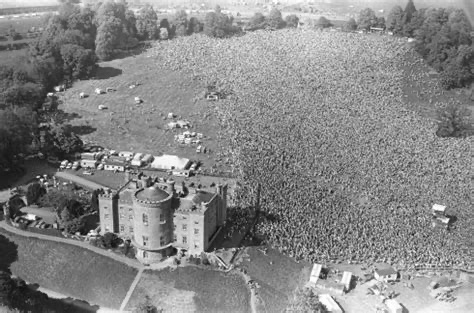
(132, 185, 174, 264)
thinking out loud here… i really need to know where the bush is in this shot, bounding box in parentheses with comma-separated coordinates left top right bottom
(436, 102, 472, 138)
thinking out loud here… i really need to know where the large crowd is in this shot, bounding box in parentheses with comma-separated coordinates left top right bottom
(148, 29, 472, 270)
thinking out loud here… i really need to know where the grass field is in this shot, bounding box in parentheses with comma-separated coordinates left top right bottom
(236, 247, 311, 313)
(0, 229, 137, 309)
(0, 16, 43, 35)
(60, 57, 231, 173)
(0, 47, 28, 67)
(126, 267, 250, 313)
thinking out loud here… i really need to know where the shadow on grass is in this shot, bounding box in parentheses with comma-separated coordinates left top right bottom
(94, 66, 123, 80)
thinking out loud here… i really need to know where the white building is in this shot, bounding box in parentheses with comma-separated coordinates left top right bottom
(151, 154, 191, 171)
(319, 294, 343, 313)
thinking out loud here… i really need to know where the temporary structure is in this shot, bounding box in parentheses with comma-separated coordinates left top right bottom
(150, 154, 191, 170)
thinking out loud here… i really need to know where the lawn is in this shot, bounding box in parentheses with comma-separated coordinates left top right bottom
(0, 16, 43, 35)
(126, 267, 250, 313)
(0, 228, 137, 309)
(59, 55, 231, 174)
(236, 247, 312, 313)
(0, 47, 29, 67)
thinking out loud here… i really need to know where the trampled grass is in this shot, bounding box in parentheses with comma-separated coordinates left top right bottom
(0, 229, 137, 309)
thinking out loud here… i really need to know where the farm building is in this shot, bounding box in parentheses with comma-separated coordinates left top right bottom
(318, 294, 343, 313)
(104, 161, 126, 172)
(131, 153, 144, 167)
(374, 266, 398, 282)
(81, 152, 97, 160)
(81, 159, 99, 169)
(385, 299, 403, 313)
(98, 173, 228, 264)
(151, 154, 191, 171)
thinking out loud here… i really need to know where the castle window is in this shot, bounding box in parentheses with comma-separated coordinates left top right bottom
(120, 225, 125, 233)
(120, 213, 125, 219)
(182, 224, 187, 231)
(194, 242, 199, 249)
(160, 236, 165, 246)
(105, 225, 110, 232)
(182, 236, 187, 244)
(119, 206, 124, 212)
(143, 251, 148, 258)
(173, 224, 176, 230)
(129, 208, 133, 213)
(143, 213, 148, 226)
(194, 221, 199, 225)
(143, 236, 149, 246)
(103, 206, 108, 211)
(173, 234, 177, 242)
(104, 213, 109, 219)
(182, 216, 187, 220)
(129, 226, 134, 233)
(194, 229, 199, 235)
(160, 213, 165, 222)
(129, 215, 133, 221)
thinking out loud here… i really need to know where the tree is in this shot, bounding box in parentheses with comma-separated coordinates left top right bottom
(103, 232, 119, 248)
(204, 11, 236, 38)
(404, 0, 417, 24)
(187, 17, 202, 34)
(136, 4, 158, 40)
(46, 124, 83, 157)
(403, 7, 426, 37)
(266, 8, 285, 29)
(387, 6, 405, 34)
(0, 271, 14, 308)
(315, 16, 332, 29)
(376, 17, 386, 29)
(286, 288, 328, 313)
(357, 8, 378, 31)
(247, 13, 266, 30)
(90, 189, 99, 212)
(344, 18, 357, 31)
(436, 101, 472, 137)
(173, 10, 188, 37)
(26, 182, 46, 205)
(285, 14, 299, 28)
(63, 217, 85, 234)
(60, 44, 97, 82)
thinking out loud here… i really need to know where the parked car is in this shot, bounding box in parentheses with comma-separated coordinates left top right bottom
(72, 161, 80, 171)
(83, 171, 93, 175)
(97, 163, 104, 170)
(66, 162, 73, 169)
(60, 160, 68, 169)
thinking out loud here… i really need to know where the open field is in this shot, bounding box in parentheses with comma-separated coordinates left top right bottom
(59, 57, 231, 174)
(0, 47, 28, 67)
(126, 267, 250, 312)
(0, 228, 137, 309)
(0, 15, 43, 34)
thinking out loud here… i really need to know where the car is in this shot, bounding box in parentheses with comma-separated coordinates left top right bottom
(83, 171, 93, 175)
(60, 160, 68, 166)
(72, 162, 80, 171)
(97, 163, 104, 170)
(66, 162, 73, 169)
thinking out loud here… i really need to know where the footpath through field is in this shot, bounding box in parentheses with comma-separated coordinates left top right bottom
(119, 267, 144, 312)
(55, 171, 106, 190)
(0, 220, 143, 269)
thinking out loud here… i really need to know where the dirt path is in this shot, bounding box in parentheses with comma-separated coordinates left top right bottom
(119, 267, 144, 312)
(0, 220, 143, 269)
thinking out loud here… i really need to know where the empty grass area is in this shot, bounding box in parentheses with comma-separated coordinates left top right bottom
(0, 228, 137, 309)
(0, 16, 43, 34)
(60, 55, 229, 172)
(237, 247, 311, 313)
(127, 267, 250, 313)
(0, 48, 28, 67)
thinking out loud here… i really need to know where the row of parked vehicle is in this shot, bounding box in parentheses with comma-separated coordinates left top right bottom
(59, 160, 80, 170)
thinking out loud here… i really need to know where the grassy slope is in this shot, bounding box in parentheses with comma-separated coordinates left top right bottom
(0, 229, 137, 309)
(237, 247, 311, 313)
(127, 267, 250, 313)
(60, 56, 228, 172)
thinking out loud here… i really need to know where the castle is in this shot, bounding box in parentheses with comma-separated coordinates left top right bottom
(98, 172, 227, 264)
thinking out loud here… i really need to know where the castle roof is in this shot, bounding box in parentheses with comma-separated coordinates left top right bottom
(192, 190, 214, 205)
(136, 186, 169, 201)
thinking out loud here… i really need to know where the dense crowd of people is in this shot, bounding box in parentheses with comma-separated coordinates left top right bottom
(149, 29, 472, 270)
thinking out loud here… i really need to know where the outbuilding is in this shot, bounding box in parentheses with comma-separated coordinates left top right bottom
(118, 151, 134, 159)
(309, 263, 323, 285)
(150, 154, 191, 171)
(374, 266, 398, 282)
(104, 161, 126, 172)
(80, 159, 99, 169)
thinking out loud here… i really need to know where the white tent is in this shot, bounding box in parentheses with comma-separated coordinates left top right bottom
(432, 204, 446, 215)
(309, 264, 322, 284)
(150, 154, 190, 170)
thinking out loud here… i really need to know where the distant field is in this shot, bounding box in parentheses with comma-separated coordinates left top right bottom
(0, 229, 137, 309)
(59, 56, 231, 173)
(0, 16, 43, 35)
(126, 267, 250, 312)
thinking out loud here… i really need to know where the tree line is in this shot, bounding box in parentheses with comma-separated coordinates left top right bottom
(356, 0, 473, 90)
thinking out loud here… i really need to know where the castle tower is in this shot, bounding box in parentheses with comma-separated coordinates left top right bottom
(132, 185, 174, 264)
